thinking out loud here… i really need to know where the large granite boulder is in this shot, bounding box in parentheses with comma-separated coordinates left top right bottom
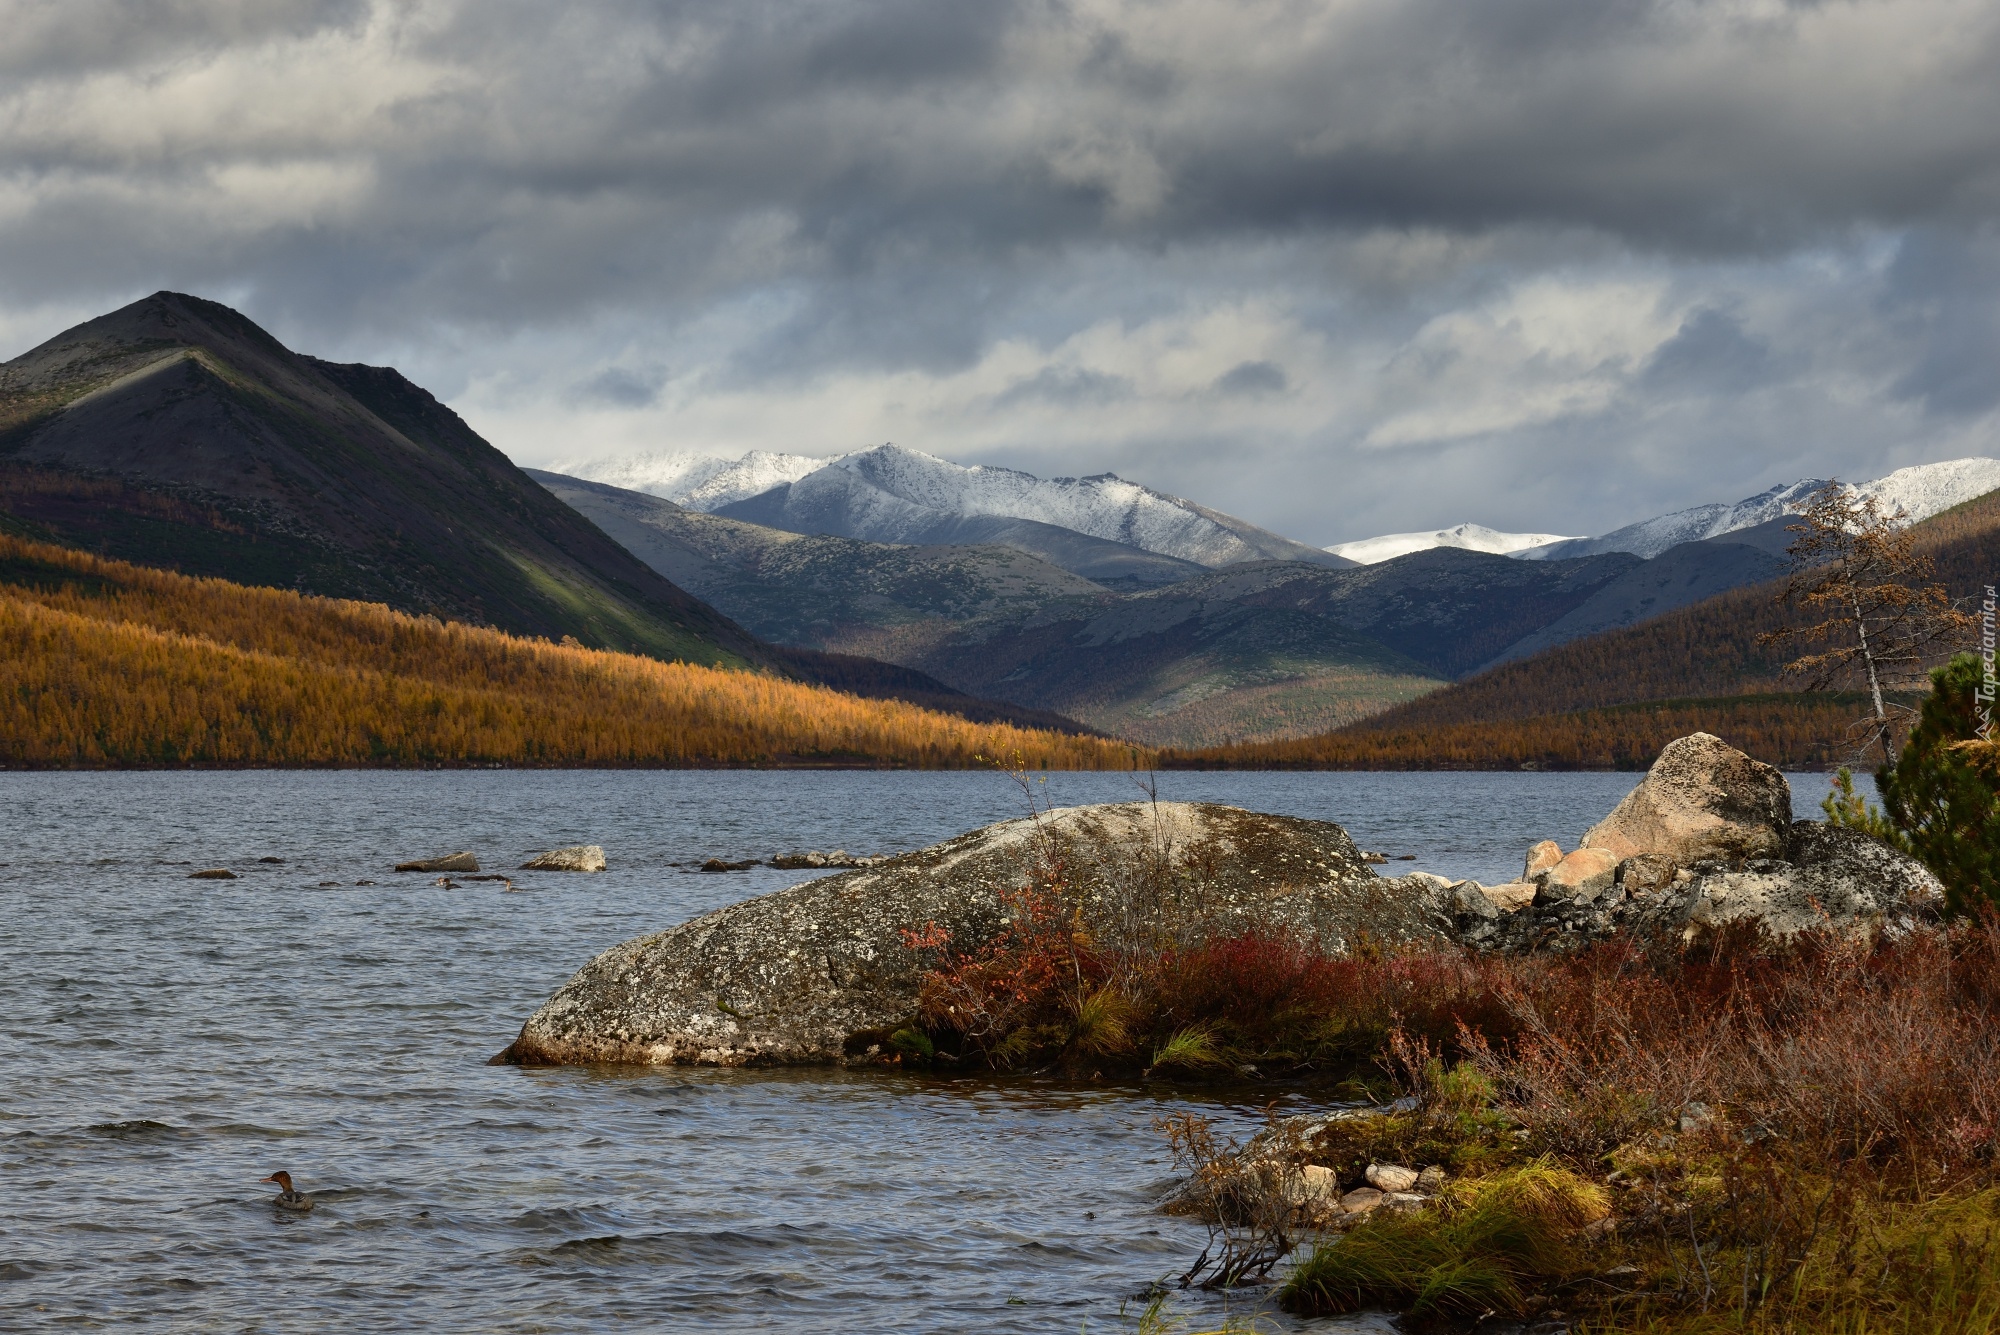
(496, 801, 1457, 1067)
(1461, 734, 1943, 953)
(1581, 733, 1791, 864)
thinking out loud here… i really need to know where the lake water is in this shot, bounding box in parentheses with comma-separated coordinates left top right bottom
(0, 769, 1834, 1332)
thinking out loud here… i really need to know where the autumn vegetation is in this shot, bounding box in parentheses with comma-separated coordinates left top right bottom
(899, 848, 2000, 1330)
(0, 533, 1143, 769)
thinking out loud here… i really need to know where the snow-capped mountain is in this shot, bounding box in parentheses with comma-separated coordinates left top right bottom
(554, 444, 1346, 570)
(554, 449, 839, 512)
(1327, 523, 1581, 566)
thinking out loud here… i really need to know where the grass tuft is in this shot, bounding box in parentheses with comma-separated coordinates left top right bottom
(1280, 1161, 1608, 1319)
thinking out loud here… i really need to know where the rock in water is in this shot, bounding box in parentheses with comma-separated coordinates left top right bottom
(188, 868, 237, 879)
(520, 845, 607, 872)
(496, 801, 1456, 1067)
(1582, 732, 1791, 864)
(395, 852, 479, 873)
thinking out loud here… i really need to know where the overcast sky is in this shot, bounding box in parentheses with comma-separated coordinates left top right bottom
(4, 0, 1999, 545)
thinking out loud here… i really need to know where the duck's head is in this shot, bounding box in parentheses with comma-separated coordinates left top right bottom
(262, 1171, 295, 1191)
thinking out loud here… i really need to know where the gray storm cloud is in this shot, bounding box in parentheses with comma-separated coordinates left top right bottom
(2, 0, 1998, 543)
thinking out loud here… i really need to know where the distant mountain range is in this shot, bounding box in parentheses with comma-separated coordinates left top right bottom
(534, 468, 1801, 747)
(1207, 483, 2000, 770)
(1332, 458, 2000, 565)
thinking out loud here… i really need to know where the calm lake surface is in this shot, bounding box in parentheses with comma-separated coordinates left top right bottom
(0, 770, 1834, 1332)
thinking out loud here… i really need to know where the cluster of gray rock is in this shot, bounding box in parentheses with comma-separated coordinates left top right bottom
(770, 850, 887, 870)
(1434, 734, 1941, 953)
(494, 733, 1943, 1068)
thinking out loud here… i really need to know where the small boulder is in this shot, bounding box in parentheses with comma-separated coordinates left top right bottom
(1448, 880, 1500, 922)
(1524, 840, 1565, 880)
(699, 858, 759, 873)
(1617, 853, 1678, 894)
(1379, 1191, 1428, 1215)
(1582, 734, 1791, 864)
(1482, 882, 1537, 912)
(1537, 848, 1620, 904)
(520, 845, 607, 873)
(1295, 1164, 1341, 1210)
(1339, 1187, 1385, 1215)
(1414, 1166, 1447, 1194)
(1365, 1163, 1419, 1193)
(395, 852, 479, 874)
(188, 868, 237, 880)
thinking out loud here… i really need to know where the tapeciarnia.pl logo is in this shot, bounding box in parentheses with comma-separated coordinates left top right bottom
(1980, 583, 1997, 740)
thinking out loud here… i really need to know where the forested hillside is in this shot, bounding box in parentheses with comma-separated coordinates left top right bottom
(0, 535, 1137, 769)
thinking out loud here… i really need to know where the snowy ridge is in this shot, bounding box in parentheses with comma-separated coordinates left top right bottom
(554, 443, 1339, 569)
(1512, 457, 2000, 562)
(1328, 523, 1580, 565)
(554, 449, 840, 511)
(797, 446, 1329, 567)
(1859, 458, 2000, 524)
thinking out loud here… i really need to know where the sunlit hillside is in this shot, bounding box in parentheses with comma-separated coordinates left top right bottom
(0, 535, 1143, 769)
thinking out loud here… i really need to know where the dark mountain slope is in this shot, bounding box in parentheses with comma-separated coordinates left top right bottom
(1148, 549, 1641, 678)
(1479, 529, 1789, 669)
(0, 292, 758, 663)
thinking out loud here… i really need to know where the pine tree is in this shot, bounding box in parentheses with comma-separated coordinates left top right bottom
(1878, 655, 2000, 915)
(1760, 482, 1972, 764)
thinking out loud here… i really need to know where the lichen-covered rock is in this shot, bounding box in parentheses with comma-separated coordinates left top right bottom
(1617, 853, 1679, 894)
(1683, 822, 1944, 940)
(520, 845, 606, 872)
(497, 801, 1457, 1067)
(396, 851, 478, 873)
(1582, 733, 1791, 864)
(1472, 820, 1942, 954)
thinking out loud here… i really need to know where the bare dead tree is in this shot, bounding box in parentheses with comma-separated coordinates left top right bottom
(1759, 482, 1973, 764)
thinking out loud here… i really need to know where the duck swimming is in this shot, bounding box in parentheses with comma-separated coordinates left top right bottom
(261, 1171, 313, 1212)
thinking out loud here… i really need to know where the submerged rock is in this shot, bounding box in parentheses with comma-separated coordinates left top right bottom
(520, 845, 606, 873)
(496, 801, 1457, 1067)
(395, 851, 479, 874)
(187, 868, 237, 880)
